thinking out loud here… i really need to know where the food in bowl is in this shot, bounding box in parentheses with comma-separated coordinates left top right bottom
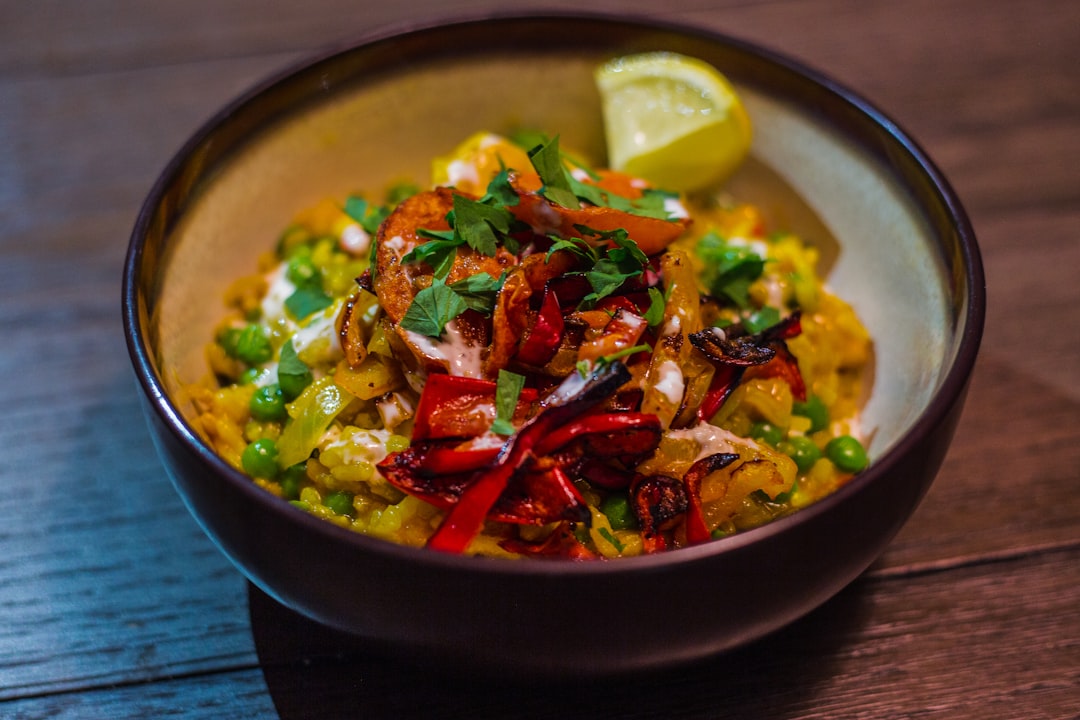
(190, 67, 872, 559)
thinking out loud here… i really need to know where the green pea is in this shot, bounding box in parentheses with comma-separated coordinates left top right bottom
(278, 463, 306, 500)
(599, 493, 637, 531)
(233, 324, 273, 365)
(238, 367, 262, 385)
(825, 435, 869, 473)
(216, 327, 240, 356)
(781, 435, 821, 474)
(241, 438, 279, 479)
(750, 421, 784, 447)
(249, 384, 286, 421)
(325, 491, 355, 517)
(286, 253, 321, 288)
(278, 367, 313, 401)
(793, 395, 829, 433)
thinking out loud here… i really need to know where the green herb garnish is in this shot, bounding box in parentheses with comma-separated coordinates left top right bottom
(490, 369, 526, 436)
(398, 277, 468, 338)
(744, 306, 782, 334)
(644, 287, 666, 327)
(695, 231, 765, 308)
(447, 271, 506, 315)
(528, 135, 580, 209)
(285, 287, 334, 321)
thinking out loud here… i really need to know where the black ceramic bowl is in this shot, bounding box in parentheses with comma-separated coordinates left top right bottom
(123, 11, 984, 676)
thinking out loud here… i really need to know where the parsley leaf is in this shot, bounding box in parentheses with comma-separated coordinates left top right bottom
(285, 286, 334, 321)
(489, 369, 526, 436)
(744, 306, 782, 334)
(576, 228, 647, 306)
(528, 135, 580, 210)
(402, 230, 460, 279)
(399, 277, 468, 338)
(448, 271, 506, 315)
(644, 287, 666, 327)
(343, 196, 390, 234)
(695, 231, 765, 309)
(450, 193, 513, 257)
(546, 235, 598, 263)
(481, 168, 520, 208)
(632, 189, 679, 219)
(585, 256, 641, 302)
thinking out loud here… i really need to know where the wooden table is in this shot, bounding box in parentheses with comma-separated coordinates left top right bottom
(3, 0, 1077, 717)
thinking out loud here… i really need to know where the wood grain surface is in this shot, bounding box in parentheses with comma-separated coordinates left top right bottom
(1, 1, 1077, 718)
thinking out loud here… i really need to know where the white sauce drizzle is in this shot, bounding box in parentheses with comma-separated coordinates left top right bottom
(260, 264, 297, 324)
(291, 304, 344, 365)
(545, 370, 589, 407)
(654, 360, 685, 405)
(667, 424, 760, 462)
(664, 196, 690, 219)
(663, 314, 682, 338)
(404, 320, 484, 378)
(339, 223, 370, 256)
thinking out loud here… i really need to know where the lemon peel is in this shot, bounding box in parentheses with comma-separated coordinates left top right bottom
(595, 52, 752, 192)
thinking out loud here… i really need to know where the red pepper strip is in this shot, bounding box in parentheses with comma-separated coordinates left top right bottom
(377, 443, 476, 510)
(534, 412, 660, 457)
(629, 474, 688, 554)
(491, 465, 589, 526)
(515, 286, 564, 366)
(499, 522, 598, 560)
(411, 374, 538, 440)
(574, 458, 635, 490)
(743, 343, 807, 402)
(415, 443, 503, 475)
(427, 361, 633, 553)
(379, 443, 587, 525)
(697, 365, 746, 422)
(681, 453, 741, 545)
(761, 311, 802, 341)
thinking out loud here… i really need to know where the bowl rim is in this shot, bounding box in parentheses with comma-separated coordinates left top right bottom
(122, 8, 985, 579)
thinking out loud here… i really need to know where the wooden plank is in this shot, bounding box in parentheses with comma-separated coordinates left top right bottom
(244, 547, 1078, 719)
(6, 548, 1075, 719)
(0, 668, 276, 720)
(1, 0, 1076, 714)
(0, 0, 702, 77)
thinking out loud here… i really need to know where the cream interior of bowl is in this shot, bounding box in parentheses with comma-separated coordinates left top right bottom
(152, 50, 951, 460)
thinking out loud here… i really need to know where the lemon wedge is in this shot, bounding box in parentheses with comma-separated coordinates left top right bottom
(595, 52, 752, 192)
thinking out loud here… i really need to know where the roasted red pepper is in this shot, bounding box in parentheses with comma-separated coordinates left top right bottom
(515, 286, 564, 366)
(426, 362, 635, 553)
(411, 374, 539, 440)
(681, 452, 741, 544)
(690, 311, 806, 419)
(629, 474, 688, 554)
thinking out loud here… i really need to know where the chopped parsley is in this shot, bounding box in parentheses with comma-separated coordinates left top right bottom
(644, 287, 666, 327)
(578, 229, 648, 307)
(744, 306, 782, 334)
(447, 271, 506, 315)
(448, 192, 514, 257)
(285, 286, 334, 321)
(489, 369, 526, 436)
(528, 135, 580, 210)
(398, 277, 468, 338)
(695, 231, 766, 308)
(343, 195, 390, 235)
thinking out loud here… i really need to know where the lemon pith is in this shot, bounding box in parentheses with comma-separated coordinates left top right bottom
(595, 52, 752, 192)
